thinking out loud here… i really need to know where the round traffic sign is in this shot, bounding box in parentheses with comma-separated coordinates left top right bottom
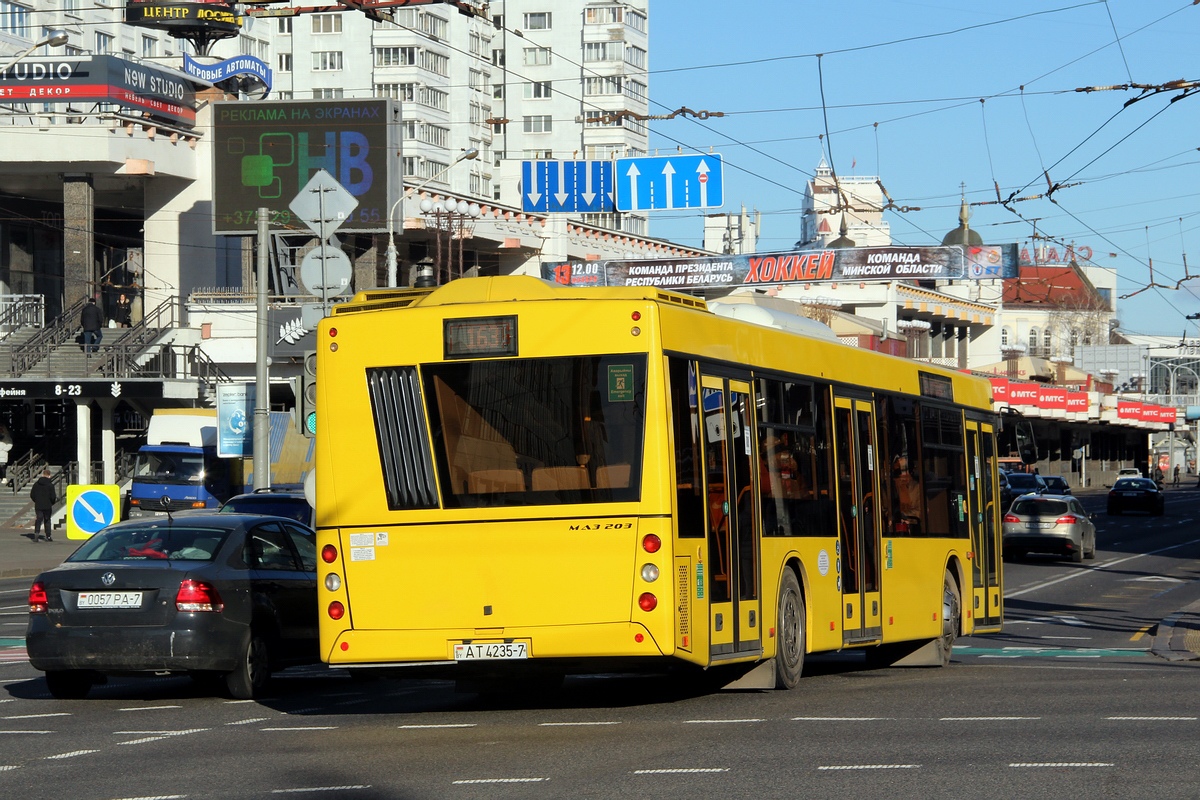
(299, 245, 353, 297)
(72, 490, 117, 535)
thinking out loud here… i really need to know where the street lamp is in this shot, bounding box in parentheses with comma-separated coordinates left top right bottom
(385, 147, 480, 288)
(1, 30, 68, 72)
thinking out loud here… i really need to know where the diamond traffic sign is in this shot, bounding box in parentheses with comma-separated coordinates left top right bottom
(615, 154, 723, 212)
(289, 169, 359, 237)
(522, 160, 614, 213)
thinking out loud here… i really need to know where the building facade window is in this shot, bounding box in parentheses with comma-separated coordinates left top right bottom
(417, 86, 449, 111)
(277, 17, 292, 34)
(524, 81, 552, 99)
(421, 50, 449, 76)
(311, 13, 341, 33)
(313, 88, 344, 99)
(492, 83, 504, 99)
(523, 47, 551, 66)
(312, 51, 343, 71)
(523, 12, 551, 30)
(523, 115, 552, 133)
(277, 53, 292, 72)
(584, 76, 622, 96)
(0, 1, 31, 37)
(1000, 327, 1010, 348)
(375, 46, 416, 67)
(584, 41, 622, 62)
(141, 35, 156, 58)
(417, 11, 448, 40)
(94, 32, 114, 54)
(584, 6, 622, 25)
(625, 46, 647, 69)
(376, 83, 416, 101)
(491, 49, 505, 68)
(1027, 328, 1039, 356)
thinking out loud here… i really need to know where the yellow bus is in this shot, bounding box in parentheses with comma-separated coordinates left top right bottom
(314, 276, 1011, 688)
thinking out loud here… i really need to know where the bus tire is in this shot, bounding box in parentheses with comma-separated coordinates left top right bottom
(936, 570, 961, 667)
(774, 570, 805, 689)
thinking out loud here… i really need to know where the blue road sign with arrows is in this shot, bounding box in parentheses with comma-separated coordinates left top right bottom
(615, 154, 724, 212)
(521, 160, 614, 213)
(66, 484, 121, 540)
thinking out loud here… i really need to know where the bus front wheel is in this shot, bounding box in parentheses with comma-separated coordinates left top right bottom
(774, 570, 805, 689)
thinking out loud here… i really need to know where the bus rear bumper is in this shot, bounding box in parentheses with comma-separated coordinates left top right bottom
(322, 621, 670, 666)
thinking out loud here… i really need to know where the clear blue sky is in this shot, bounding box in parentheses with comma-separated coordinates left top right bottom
(646, 0, 1200, 336)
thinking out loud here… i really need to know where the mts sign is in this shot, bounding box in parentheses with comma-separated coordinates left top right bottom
(212, 99, 399, 235)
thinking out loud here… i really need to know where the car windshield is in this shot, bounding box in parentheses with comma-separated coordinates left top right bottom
(132, 451, 206, 486)
(1114, 479, 1155, 491)
(221, 496, 311, 523)
(66, 525, 232, 562)
(1007, 474, 1042, 488)
(1011, 498, 1069, 517)
(1043, 477, 1068, 489)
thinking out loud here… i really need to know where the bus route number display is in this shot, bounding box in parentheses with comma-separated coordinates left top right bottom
(444, 316, 518, 359)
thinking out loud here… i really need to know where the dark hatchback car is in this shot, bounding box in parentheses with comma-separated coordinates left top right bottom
(1000, 471, 1047, 511)
(27, 513, 318, 700)
(220, 489, 314, 527)
(1041, 475, 1071, 495)
(1107, 477, 1165, 516)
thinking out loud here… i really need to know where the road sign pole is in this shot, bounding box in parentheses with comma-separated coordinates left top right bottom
(254, 207, 271, 491)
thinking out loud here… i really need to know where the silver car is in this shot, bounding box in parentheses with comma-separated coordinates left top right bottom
(1002, 494, 1097, 563)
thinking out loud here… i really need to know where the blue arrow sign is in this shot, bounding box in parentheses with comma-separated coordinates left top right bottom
(72, 489, 117, 535)
(615, 154, 724, 212)
(522, 160, 614, 213)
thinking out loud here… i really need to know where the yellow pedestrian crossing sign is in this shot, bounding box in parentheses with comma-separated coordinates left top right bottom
(66, 484, 121, 540)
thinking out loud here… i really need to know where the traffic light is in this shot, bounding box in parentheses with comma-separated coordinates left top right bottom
(299, 350, 317, 438)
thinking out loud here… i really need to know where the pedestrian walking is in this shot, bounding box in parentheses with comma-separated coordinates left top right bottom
(80, 297, 104, 353)
(0, 424, 11, 488)
(1173, 464, 1181, 486)
(115, 293, 132, 327)
(30, 468, 55, 542)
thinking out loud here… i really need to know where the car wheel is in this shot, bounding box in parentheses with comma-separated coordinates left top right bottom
(1154, 504, 1164, 516)
(225, 631, 272, 700)
(1071, 545, 1084, 563)
(1108, 506, 1120, 516)
(1002, 547, 1021, 561)
(45, 670, 93, 700)
(774, 569, 805, 689)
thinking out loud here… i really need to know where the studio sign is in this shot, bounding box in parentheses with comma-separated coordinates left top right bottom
(125, 1, 242, 33)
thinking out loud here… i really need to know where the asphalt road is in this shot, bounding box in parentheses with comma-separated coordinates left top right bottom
(0, 488, 1196, 800)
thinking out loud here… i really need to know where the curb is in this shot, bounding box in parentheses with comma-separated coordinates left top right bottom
(1150, 599, 1200, 662)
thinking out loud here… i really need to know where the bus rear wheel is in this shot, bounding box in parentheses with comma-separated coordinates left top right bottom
(936, 570, 961, 667)
(774, 570, 805, 689)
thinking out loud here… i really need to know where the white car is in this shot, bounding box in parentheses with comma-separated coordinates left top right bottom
(1117, 467, 1142, 478)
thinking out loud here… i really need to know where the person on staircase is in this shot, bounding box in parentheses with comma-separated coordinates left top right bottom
(81, 297, 104, 353)
(30, 468, 56, 543)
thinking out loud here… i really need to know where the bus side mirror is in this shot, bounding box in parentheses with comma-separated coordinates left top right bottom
(1015, 420, 1038, 466)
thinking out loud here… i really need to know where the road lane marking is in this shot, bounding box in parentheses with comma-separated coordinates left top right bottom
(1010, 762, 1112, 768)
(107, 796, 186, 800)
(452, 778, 548, 784)
(397, 723, 475, 729)
(818, 765, 920, 771)
(45, 749, 99, 759)
(119, 705, 182, 712)
(0, 730, 52, 734)
(684, 718, 764, 724)
(1130, 626, 1153, 642)
(119, 728, 208, 745)
(940, 717, 1040, 721)
(3, 713, 70, 719)
(634, 769, 729, 774)
(792, 717, 891, 721)
(1007, 537, 1200, 598)
(1106, 716, 1196, 720)
(538, 721, 621, 726)
(271, 787, 371, 794)
(262, 727, 338, 731)
(225, 718, 269, 725)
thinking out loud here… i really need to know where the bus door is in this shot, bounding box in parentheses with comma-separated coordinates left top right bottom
(967, 420, 1003, 628)
(833, 395, 882, 644)
(700, 375, 762, 659)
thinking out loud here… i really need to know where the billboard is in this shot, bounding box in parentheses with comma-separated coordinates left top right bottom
(543, 244, 1019, 291)
(212, 99, 400, 235)
(0, 55, 196, 126)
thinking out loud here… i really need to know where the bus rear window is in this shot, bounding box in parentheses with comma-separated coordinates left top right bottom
(422, 355, 646, 508)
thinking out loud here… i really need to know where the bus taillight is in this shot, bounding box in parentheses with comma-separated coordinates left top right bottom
(638, 593, 657, 612)
(642, 534, 661, 553)
(328, 601, 345, 620)
(322, 544, 338, 563)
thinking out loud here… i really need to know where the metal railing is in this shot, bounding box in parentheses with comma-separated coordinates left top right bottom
(5, 296, 88, 376)
(85, 295, 178, 377)
(0, 294, 44, 334)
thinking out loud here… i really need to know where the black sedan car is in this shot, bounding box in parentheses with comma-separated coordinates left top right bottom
(220, 488, 314, 527)
(1041, 475, 1071, 495)
(1000, 471, 1047, 511)
(27, 513, 318, 700)
(1107, 477, 1165, 516)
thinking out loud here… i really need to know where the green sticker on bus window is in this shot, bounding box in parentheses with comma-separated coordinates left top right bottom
(608, 364, 634, 401)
